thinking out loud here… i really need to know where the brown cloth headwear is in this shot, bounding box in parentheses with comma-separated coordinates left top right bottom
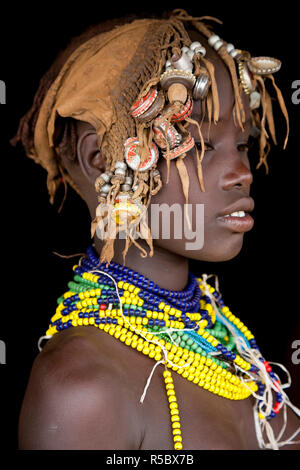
(34, 19, 166, 201)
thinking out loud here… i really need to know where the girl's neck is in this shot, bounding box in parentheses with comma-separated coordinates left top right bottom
(94, 237, 189, 291)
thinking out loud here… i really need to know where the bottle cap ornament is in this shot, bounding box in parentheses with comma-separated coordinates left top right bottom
(162, 132, 195, 160)
(171, 95, 193, 122)
(130, 89, 158, 118)
(160, 69, 196, 90)
(193, 74, 211, 100)
(130, 90, 165, 123)
(247, 57, 281, 75)
(167, 83, 188, 105)
(238, 62, 256, 95)
(153, 119, 182, 150)
(111, 192, 143, 226)
(124, 138, 159, 172)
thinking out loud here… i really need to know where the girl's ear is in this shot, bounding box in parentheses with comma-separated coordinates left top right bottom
(76, 125, 106, 185)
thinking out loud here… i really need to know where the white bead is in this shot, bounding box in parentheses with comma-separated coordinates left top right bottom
(121, 184, 131, 192)
(186, 49, 195, 60)
(171, 52, 193, 72)
(190, 41, 202, 51)
(214, 40, 224, 51)
(114, 168, 126, 176)
(226, 43, 235, 53)
(101, 183, 112, 193)
(181, 46, 190, 54)
(115, 161, 127, 170)
(165, 59, 171, 68)
(194, 46, 206, 57)
(208, 34, 220, 47)
(100, 172, 110, 183)
(230, 49, 239, 58)
(125, 176, 133, 185)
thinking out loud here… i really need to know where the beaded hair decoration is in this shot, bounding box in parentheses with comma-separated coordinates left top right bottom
(12, 9, 289, 266)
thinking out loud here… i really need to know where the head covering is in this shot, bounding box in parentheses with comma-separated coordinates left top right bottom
(12, 9, 289, 265)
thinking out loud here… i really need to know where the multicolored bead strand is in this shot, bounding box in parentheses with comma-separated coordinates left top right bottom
(39, 246, 300, 450)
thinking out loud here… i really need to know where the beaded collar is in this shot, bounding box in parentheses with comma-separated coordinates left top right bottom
(40, 246, 300, 450)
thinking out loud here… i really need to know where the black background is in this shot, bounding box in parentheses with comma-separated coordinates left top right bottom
(0, 0, 299, 453)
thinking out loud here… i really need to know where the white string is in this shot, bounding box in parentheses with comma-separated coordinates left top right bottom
(37, 335, 53, 352)
(140, 360, 164, 404)
(200, 273, 300, 450)
(89, 268, 195, 373)
(40, 266, 300, 449)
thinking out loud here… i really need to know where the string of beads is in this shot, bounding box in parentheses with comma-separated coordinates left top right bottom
(43, 246, 286, 450)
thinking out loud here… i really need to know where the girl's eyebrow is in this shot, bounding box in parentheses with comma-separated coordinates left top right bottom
(191, 112, 253, 127)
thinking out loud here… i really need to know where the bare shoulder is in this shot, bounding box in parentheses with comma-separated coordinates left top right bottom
(19, 327, 144, 450)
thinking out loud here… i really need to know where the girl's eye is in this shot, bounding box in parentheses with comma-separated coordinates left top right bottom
(195, 137, 255, 153)
(238, 143, 250, 152)
(195, 142, 214, 152)
(238, 137, 255, 152)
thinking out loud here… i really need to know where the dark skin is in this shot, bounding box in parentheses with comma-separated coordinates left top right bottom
(18, 33, 300, 449)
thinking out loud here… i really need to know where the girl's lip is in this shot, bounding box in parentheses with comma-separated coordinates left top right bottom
(216, 213, 254, 233)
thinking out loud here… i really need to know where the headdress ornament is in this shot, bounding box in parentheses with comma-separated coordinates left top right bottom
(12, 9, 289, 265)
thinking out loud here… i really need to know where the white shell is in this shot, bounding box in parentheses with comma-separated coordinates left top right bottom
(171, 52, 193, 73)
(186, 49, 195, 61)
(249, 91, 261, 109)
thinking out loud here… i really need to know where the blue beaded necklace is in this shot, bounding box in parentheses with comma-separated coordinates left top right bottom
(84, 246, 201, 310)
(83, 246, 214, 332)
(41, 246, 300, 449)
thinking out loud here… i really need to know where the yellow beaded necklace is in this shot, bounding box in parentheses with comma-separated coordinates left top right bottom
(38, 256, 300, 450)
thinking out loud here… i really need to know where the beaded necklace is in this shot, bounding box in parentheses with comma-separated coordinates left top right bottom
(40, 246, 300, 450)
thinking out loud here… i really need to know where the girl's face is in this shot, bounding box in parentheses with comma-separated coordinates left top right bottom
(150, 41, 255, 262)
